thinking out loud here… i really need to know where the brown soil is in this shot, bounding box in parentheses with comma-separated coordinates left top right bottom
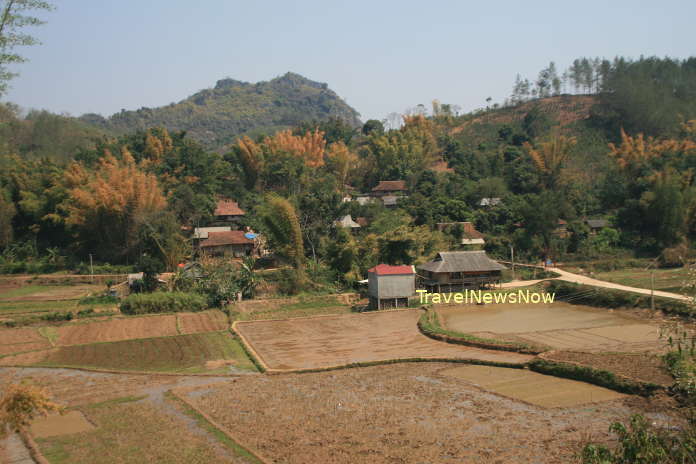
(0, 284, 101, 302)
(235, 310, 534, 371)
(31, 410, 95, 438)
(440, 303, 664, 353)
(177, 310, 228, 334)
(55, 315, 178, 346)
(179, 362, 676, 464)
(0, 327, 52, 356)
(439, 364, 625, 408)
(543, 351, 675, 386)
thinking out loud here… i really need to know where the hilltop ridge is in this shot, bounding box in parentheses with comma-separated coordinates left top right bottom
(79, 72, 361, 151)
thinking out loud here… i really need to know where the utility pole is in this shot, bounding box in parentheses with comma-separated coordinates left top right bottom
(651, 269, 655, 311)
(510, 246, 515, 281)
(89, 254, 94, 284)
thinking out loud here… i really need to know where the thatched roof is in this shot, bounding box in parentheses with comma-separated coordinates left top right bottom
(417, 251, 506, 273)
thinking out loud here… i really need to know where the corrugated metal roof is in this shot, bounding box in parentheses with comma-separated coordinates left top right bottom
(193, 226, 231, 239)
(586, 219, 609, 229)
(200, 231, 254, 247)
(417, 251, 506, 273)
(368, 264, 415, 275)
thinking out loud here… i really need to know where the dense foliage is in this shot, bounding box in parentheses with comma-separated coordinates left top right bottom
(2, 55, 696, 293)
(79, 72, 361, 151)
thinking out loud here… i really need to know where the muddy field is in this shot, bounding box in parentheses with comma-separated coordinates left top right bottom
(439, 303, 663, 352)
(179, 362, 677, 464)
(235, 310, 534, 371)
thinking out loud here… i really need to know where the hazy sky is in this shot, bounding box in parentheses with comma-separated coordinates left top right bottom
(5, 0, 695, 122)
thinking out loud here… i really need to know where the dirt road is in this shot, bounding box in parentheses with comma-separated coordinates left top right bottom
(500, 263, 690, 301)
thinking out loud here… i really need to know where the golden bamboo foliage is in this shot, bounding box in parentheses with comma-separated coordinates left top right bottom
(264, 129, 326, 168)
(143, 128, 173, 162)
(65, 152, 167, 228)
(681, 120, 696, 138)
(524, 135, 577, 176)
(236, 135, 263, 173)
(609, 129, 696, 171)
(325, 141, 358, 187)
(0, 384, 63, 438)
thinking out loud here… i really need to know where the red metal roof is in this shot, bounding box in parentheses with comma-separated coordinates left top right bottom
(200, 231, 253, 247)
(215, 199, 245, 216)
(367, 264, 414, 275)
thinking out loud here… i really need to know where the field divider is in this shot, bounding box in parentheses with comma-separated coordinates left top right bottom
(230, 322, 268, 373)
(167, 389, 270, 464)
(417, 308, 545, 354)
(18, 427, 51, 464)
(531, 351, 665, 396)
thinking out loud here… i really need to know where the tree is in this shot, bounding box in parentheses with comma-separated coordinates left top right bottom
(0, 189, 15, 247)
(259, 194, 305, 280)
(362, 119, 384, 136)
(523, 135, 576, 189)
(0, 0, 53, 96)
(62, 150, 168, 262)
(0, 383, 62, 438)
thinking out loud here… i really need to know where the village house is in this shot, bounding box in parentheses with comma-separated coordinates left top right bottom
(417, 250, 506, 293)
(193, 226, 232, 246)
(199, 230, 257, 258)
(585, 218, 609, 234)
(436, 222, 485, 246)
(371, 180, 408, 198)
(479, 197, 502, 207)
(553, 219, 569, 238)
(213, 199, 245, 226)
(367, 264, 415, 310)
(334, 214, 361, 232)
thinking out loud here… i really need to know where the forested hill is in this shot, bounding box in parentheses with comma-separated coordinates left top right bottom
(79, 72, 362, 151)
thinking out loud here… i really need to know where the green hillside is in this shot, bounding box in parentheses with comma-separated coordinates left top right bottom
(79, 72, 361, 151)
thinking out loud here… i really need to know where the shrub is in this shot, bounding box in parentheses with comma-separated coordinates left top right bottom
(40, 312, 73, 322)
(120, 291, 206, 315)
(78, 294, 118, 305)
(581, 414, 696, 464)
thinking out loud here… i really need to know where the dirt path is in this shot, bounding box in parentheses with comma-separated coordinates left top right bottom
(500, 262, 690, 301)
(1, 432, 35, 464)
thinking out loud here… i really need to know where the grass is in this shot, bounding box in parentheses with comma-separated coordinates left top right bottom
(593, 267, 690, 293)
(165, 392, 264, 463)
(0, 299, 79, 315)
(31, 331, 258, 373)
(37, 394, 257, 464)
(0, 285, 53, 300)
(38, 326, 58, 346)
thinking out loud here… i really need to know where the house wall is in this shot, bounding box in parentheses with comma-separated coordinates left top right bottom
(202, 244, 253, 258)
(368, 273, 415, 299)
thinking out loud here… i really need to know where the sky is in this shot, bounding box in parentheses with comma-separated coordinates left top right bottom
(5, 0, 696, 122)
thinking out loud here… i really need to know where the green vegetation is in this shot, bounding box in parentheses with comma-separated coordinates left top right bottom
(547, 281, 693, 316)
(3, 55, 696, 300)
(581, 414, 696, 464)
(529, 359, 661, 396)
(592, 266, 691, 293)
(79, 73, 361, 151)
(120, 291, 206, 315)
(32, 331, 257, 373)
